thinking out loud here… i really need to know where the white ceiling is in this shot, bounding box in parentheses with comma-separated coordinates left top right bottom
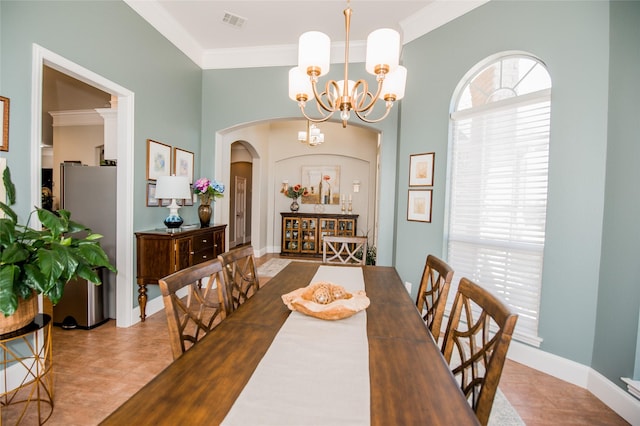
(124, 0, 488, 69)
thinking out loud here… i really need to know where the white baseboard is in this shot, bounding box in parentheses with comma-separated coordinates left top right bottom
(508, 341, 590, 387)
(588, 369, 640, 425)
(508, 341, 640, 425)
(132, 294, 166, 325)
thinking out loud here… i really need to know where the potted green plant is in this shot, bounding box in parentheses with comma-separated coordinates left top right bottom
(0, 167, 116, 332)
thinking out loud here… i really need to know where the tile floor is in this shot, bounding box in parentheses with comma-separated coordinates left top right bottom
(1, 255, 630, 425)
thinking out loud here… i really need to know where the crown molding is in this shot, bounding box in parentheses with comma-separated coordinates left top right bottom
(49, 109, 103, 127)
(125, 0, 490, 70)
(400, 0, 490, 44)
(123, 0, 204, 67)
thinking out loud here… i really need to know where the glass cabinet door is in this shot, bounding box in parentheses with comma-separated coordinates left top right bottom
(300, 217, 317, 253)
(283, 217, 301, 253)
(319, 218, 337, 238)
(337, 219, 356, 236)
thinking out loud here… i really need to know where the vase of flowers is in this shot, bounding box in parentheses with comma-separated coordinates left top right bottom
(282, 183, 308, 212)
(194, 177, 224, 227)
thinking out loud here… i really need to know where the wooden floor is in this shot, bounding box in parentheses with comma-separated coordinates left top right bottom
(4, 254, 629, 425)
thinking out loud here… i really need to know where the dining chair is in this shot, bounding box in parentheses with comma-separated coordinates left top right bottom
(415, 254, 454, 343)
(441, 277, 518, 426)
(159, 258, 231, 360)
(322, 235, 367, 265)
(217, 245, 260, 311)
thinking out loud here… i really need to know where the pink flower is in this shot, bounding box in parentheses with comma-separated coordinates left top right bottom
(194, 178, 211, 193)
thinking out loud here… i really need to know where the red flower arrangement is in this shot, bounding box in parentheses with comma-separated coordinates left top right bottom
(282, 183, 308, 199)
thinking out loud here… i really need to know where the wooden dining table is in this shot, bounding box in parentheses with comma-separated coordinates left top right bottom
(101, 262, 479, 425)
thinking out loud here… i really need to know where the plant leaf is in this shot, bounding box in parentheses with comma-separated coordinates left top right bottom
(66, 219, 89, 234)
(0, 242, 30, 264)
(35, 248, 66, 291)
(76, 243, 116, 272)
(76, 264, 102, 284)
(0, 202, 17, 224)
(0, 265, 19, 316)
(2, 168, 16, 207)
(38, 209, 66, 238)
(0, 219, 16, 246)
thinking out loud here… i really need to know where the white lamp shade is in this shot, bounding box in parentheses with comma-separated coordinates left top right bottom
(155, 175, 191, 200)
(365, 28, 400, 75)
(298, 31, 330, 77)
(309, 124, 321, 137)
(379, 65, 407, 100)
(289, 67, 315, 102)
(334, 79, 356, 99)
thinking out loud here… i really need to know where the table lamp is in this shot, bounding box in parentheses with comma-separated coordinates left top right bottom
(155, 175, 191, 231)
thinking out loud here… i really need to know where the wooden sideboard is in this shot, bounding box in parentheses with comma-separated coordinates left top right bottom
(280, 213, 358, 258)
(135, 224, 226, 321)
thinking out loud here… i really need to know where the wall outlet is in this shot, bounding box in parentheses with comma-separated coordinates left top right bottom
(404, 281, 412, 294)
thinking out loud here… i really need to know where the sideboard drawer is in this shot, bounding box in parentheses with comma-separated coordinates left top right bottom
(192, 233, 214, 252)
(192, 249, 214, 265)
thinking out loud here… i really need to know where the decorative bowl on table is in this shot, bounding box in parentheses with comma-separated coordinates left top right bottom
(281, 282, 370, 320)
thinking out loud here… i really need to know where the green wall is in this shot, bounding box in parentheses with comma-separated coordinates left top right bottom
(0, 0, 203, 303)
(396, 0, 638, 389)
(592, 0, 640, 384)
(0, 0, 202, 225)
(201, 66, 401, 265)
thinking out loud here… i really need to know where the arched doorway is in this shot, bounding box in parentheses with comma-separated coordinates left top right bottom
(215, 119, 379, 259)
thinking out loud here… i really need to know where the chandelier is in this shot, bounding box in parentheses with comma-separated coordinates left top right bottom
(288, 1, 407, 128)
(298, 121, 325, 146)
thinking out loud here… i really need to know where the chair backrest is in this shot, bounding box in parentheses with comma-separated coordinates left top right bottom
(159, 259, 230, 360)
(441, 277, 518, 426)
(415, 254, 454, 343)
(322, 236, 367, 265)
(217, 245, 260, 312)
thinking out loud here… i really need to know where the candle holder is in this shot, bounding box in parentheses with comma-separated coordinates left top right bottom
(347, 201, 353, 214)
(341, 201, 346, 213)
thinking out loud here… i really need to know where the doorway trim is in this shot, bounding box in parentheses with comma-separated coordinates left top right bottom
(31, 44, 136, 327)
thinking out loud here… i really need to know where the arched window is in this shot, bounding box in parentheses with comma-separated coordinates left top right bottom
(447, 53, 551, 346)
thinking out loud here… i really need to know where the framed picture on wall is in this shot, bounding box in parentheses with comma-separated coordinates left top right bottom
(409, 152, 434, 186)
(146, 182, 159, 207)
(146, 139, 172, 181)
(174, 147, 194, 183)
(300, 165, 341, 205)
(0, 96, 9, 152)
(407, 189, 433, 223)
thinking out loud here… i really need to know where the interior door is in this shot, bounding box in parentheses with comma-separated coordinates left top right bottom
(235, 176, 247, 245)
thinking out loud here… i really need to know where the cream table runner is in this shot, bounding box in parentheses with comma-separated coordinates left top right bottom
(221, 265, 370, 426)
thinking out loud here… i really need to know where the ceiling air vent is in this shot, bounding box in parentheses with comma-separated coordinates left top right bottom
(222, 11, 247, 29)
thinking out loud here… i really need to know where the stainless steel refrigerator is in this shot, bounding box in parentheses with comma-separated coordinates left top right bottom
(53, 163, 117, 328)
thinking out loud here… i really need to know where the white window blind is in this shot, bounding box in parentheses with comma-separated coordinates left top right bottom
(447, 88, 551, 346)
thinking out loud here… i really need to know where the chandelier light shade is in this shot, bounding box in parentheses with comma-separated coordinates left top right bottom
(288, 1, 407, 127)
(298, 120, 325, 147)
(155, 175, 191, 230)
(288, 67, 315, 102)
(365, 29, 400, 74)
(379, 65, 407, 100)
(298, 31, 331, 77)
